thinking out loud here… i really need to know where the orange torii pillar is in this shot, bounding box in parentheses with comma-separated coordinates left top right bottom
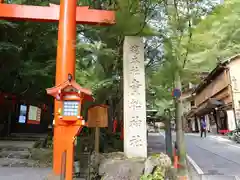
(0, 0, 115, 178)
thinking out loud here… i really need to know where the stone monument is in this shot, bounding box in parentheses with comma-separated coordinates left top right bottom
(123, 36, 147, 158)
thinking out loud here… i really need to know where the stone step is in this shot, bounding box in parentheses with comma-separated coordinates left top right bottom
(0, 134, 48, 148)
(0, 137, 42, 141)
(0, 140, 36, 149)
(0, 146, 29, 151)
(9, 133, 48, 139)
(0, 150, 31, 159)
(0, 158, 39, 167)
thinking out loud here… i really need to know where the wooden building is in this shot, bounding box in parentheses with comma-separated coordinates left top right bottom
(187, 54, 240, 133)
(0, 92, 52, 137)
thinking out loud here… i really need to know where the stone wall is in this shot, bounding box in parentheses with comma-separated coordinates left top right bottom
(88, 152, 177, 180)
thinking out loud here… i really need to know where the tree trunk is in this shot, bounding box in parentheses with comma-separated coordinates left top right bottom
(118, 76, 124, 123)
(108, 98, 113, 133)
(175, 72, 188, 176)
(165, 115, 173, 160)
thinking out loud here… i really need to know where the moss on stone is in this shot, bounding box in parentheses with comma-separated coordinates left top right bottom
(151, 153, 161, 158)
(141, 153, 177, 180)
(140, 166, 165, 180)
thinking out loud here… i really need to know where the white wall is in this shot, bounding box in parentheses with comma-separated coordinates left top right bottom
(197, 117, 200, 131)
(205, 114, 210, 131)
(228, 58, 240, 127)
(227, 110, 236, 131)
(192, 119, 195, 131)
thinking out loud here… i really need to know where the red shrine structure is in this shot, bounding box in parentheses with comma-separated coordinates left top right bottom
(0, 1, 115, 179)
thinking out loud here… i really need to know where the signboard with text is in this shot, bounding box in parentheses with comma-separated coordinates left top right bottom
(27, 105, 41, 124)
(87, 105, 108, 127)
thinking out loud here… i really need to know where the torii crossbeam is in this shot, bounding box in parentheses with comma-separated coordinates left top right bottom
(0, 1, 115, 179)
(0, 3, 115, 24)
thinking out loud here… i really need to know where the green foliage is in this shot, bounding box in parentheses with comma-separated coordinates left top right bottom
(140, 166, 165, 180)
(140, 174, 153, 180)
(0, 0, 161, 116)
(0, 0, 232, 115)
(189, 0, 240, 68)
(148, 0, 224, 113)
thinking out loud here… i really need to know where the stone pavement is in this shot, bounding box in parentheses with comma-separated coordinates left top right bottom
(0, 141, 35, 149)
(0, 167, 51, 180)
(0, 167, 85, 180)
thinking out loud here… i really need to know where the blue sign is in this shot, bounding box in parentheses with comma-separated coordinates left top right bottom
(172, 88, 181, 98)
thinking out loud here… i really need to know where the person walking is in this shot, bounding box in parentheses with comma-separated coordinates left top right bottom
(200, 117, 207, 138)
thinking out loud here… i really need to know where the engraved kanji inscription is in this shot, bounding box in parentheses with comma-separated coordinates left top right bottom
(129, 65, 140, 75)
(129, 115, 142, 128)
(129, 44, 140, 64)
(129, 135, 143, 147)
(129, 45, 140, 54)
(128, 99, 142, 110)
(130, 78, 142, 95)
(130, 54, 140, 64)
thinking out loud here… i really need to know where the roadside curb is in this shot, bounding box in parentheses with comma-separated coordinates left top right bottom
(186, 156, 203, 180)
(235, 176, 240, 180)
(186, 155, 204, 175)
(159, 132, 204, 179)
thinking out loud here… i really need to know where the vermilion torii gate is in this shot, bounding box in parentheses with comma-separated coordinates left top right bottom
(0, 0, 115, 179)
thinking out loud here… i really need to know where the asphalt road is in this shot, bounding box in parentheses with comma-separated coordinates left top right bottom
(158, 131, 240, 180)
(184, 133, 240, 179)
(147, 132, 166, 154)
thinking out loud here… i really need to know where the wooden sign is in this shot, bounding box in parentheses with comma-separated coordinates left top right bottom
(87, 104, 108, 127)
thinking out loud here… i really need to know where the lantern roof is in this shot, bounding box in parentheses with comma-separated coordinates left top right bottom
(46, 80, 94, 101)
